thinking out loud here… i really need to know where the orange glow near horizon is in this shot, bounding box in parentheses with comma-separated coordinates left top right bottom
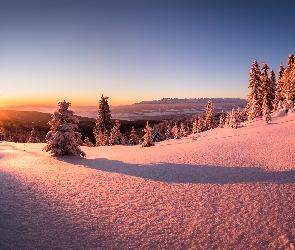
(0, 95, 141, 108)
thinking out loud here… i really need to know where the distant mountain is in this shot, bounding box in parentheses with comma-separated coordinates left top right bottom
(109, 98, 247, 120)
(135, 97, 246, 104)
(1, 98, 247, 121)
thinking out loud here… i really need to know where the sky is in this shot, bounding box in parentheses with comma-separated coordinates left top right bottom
(1, 0, 295, 107)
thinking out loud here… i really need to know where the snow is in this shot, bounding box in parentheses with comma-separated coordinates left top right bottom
(1, 114, 295, 249)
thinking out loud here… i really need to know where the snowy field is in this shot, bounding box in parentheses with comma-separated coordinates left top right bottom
(1, 114, 295, 249)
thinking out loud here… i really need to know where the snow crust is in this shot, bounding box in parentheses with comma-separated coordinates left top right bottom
(1, 114, 295, 249)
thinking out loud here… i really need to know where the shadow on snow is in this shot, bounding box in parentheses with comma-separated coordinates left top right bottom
(59, 157, 295, 184)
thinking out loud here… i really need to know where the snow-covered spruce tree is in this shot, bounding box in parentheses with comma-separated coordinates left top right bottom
(27, 127, 40, 143)
(93, 94, 113, 146)
(165, 123, 173, 140)
(246, 60, 263, 120)
(179, 123, 187, 137)
(219, 110, 226, 128)
(141, 121, 154, 147)
(262, 92, 271, 124)
(197, 115, 206, 132)
(273, 62, 285, 112)
(236, 107, 245, 123)
(110, 120, 122, 145)
(171, 123, 180, 139)
(268, 69, 276, 111)
(192, 118, 198, 133)
(84, 137, 94, 147)
(205, 100, 216, 130)
(152, 125, 162, 142)
(185, 122, 191, 136)
(281, 54, 295, 109)
(43, 100, 86, 157)
(229, 108, 239, 129)
(129, 126, 138, 145)
(261, 62, 275, 112)
(95, 131, 109, 146)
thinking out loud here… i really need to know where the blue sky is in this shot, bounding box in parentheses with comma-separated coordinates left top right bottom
(1, 0, 295, 106)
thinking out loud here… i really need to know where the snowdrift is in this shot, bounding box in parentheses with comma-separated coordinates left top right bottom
(1, 114, 295, 249)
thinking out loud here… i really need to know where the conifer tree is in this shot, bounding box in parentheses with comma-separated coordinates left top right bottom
(129, 126, 138, 145)
(262, 93, 271, 123)
(281, 54, 295, 108)
(179, 123, 187, 137)
(225, 112, 230, 127)
(141, 121, 154, 147)
(219, 110, 226, 128)
(172, 123, 180, 139)
(165, 123, 173, 140)
(261, 62, 275, 111)
(93, 94, 112, 146)
(205, 100, 216, 130)
(197, 115, 206, 132)
(27, 128, 40, 143)
(260, 62, 269, 91)
(192, 118, 198, 133)
(229, 108, 239, 129)
(43, 100, 86, 157)
(110, 120, 122, 145)
(247, 60, 262, 120)
(273, 62, 285, 112)
(152, 125, 163, 142)
(267, 69, 276, 111)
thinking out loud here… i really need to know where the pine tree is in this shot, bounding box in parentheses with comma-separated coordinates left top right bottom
(219, 110, 226, 128)
(165, 123, 173, 140)
(205, 100, 216, 130)
(110, 120, 122, 145)
(268, 69, 276, 111)
(43, 100, 86, 157)
(93, 94, 112, 146)
(129, 126, 138, 145)
(27, 128, 40, 143)
(185, 121, 191, 136)
(281, 54, 295, 108)
(262, 93, 271, 123)
(179, 123, 187, 137)
(247, 60, 262, 120)
(273, 62, 285, 112)
(171, 123, 180, 139)
(152, 125, 163, 142)
(95, 131, 110, 146)
(261, 62, 275, 111)
(225, 112, 230, 127)
(229, 108, 239, 129)
(236, 107, 244, 123)
(141, 121, 154, 147)
(192, 118, 198, 133)
(197, 115, 206, 132)
(260, 62, 269, 91)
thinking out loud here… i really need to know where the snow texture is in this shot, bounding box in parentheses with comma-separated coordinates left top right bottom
(1, 114, 295, 249)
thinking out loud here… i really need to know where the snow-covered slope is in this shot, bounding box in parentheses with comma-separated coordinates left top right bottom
(1, 114, 295, 249)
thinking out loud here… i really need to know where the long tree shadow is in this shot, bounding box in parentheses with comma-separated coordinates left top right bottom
(60, 157, 295, 184)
